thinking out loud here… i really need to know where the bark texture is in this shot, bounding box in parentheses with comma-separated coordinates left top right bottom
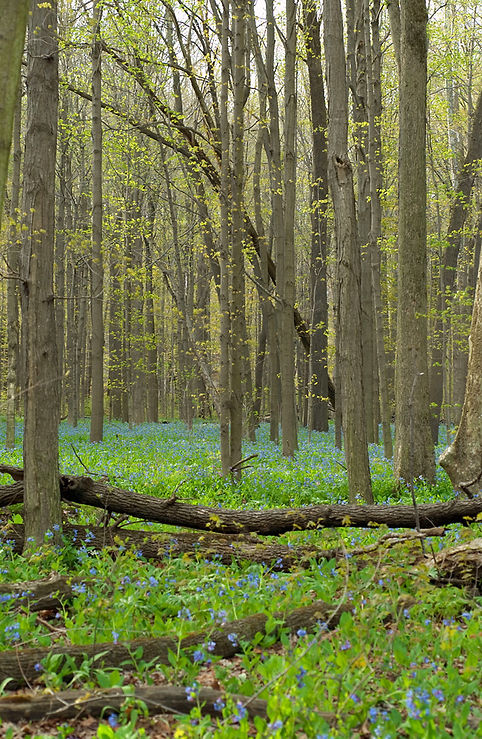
(0, 0, 29, 217)
(394, 0, 435, 484)
(323, 0, 373, 503)
(439, 254, 482, 494)
(0, 599, 348, 689)
(20, 0, 62, 548)
(1, 469, 480, 533)
(0, 686, 268, 723)
(89, 0, 104, 442)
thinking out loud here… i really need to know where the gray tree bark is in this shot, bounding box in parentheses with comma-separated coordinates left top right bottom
(302, 0, 329, 433)
(219, 0, 231, 475)
(20, 0, 62, 548)
(279, 0, 298, 457)
(394, 0, 435, 484)
(90, 0, 104, 442)
(439, 244, 482, 494)
(365, 0, 393, 459)
(5, 90, 21, 449)
(323, 0, 373, 503)
(0, 0, 29, 218)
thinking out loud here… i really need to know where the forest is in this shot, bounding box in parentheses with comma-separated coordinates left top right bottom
(0, 0, 481, 737)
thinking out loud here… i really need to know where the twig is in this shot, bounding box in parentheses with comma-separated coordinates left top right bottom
(230, 454, 258, 474)
(70, 444, 91, 474)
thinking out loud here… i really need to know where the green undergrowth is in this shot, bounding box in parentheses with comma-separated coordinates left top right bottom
(0, 420, 480, 738)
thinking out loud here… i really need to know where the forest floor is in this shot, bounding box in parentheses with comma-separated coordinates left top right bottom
(0, 419, 480, 738)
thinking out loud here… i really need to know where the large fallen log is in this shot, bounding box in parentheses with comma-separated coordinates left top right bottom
(3, 522, 341, 570)
(0, 573, 87, 612)
(0, 528, 445, 615)
(0, 685, 269, 722)
(1, 467, 481, 533)
(427, 538, 482, 591)
(0, 599, 350, 689)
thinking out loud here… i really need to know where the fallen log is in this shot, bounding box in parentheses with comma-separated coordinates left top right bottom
(427, 537, 482, 591)
(0, 573, 87, 613)
(0, 685, 269, 722)
(2, 522, 341, 571)
(0, 528, 446, 616)
(1, 467, 480, 533)
(0, 599, 350, 689)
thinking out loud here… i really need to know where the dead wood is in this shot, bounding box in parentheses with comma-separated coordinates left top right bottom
(0, 574, 88, 613)
(2, 522, 342, 570)
(1, 466, 479, 533)
(0, 599, 350, 689)
(0, 684, 268, 722)
(427, 537, 482, 591)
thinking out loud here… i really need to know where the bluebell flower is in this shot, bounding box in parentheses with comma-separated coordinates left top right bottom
(213, 697, 225, 711)
(296, 666, 307, 688)
(227, 632, 238, 646)
(108, 713, 118, 728)
(185, 684, 198, 702)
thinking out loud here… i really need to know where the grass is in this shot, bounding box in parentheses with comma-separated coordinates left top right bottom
(0, 419, 480, 738)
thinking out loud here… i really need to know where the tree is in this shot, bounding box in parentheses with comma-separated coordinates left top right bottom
(90, 0, 104, 442)
(439, 249, 482, 494)
(394, 0, 435, 484)
(279, 0, 298, 457)
(5, 91, 21, 449)
(302, 0, 329, 434)
(20, 0, 62, 548)
(323, 0, 373, 503)
(0, 0, 29, 216)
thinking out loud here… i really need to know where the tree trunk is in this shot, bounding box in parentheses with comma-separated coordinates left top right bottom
(365, 0, 393, 459)
(90, 0, 104, 442)
(219, 0, 231, 475)
(229, 0, 247, 467)
(108, 213, 124, 420)
(439, 250, 482, 494)
(323, 0, 373, 503)
(394, 0, 435, 484)
(348, 0, 378, 444)
(145, 200, 159, 423)
(302, 0, 329, 433)
(279, 0, 298, 457)
(430, 89, 482, 437)
(5, 90, 21, 449)
(0, 0, 29, 217)
(20, 0, 62, 548)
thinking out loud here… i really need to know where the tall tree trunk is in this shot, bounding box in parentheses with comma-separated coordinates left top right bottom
(145, 201, 159, 423)
(229, 0, 248, 466)
(302, 0, 329, 433)
(439, 248, 482, 494)
(0, 0, 29, 217)
(128, 192, 145, 426)
(279, 0, 298, 456)
(219, 0, 231, 475)
(394, 0, 435, 484)
(265, 0, 284, 444)
(20, 0, 62, 548)
(6, 90, 21, 449)
(323, 0, 373, 503)
(348, 0, 377, 444)
(364, 0, 393, 459)
(430, 89, 482, 437)
(108, 213, 124, 420)
(90, 0, 104, 441)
